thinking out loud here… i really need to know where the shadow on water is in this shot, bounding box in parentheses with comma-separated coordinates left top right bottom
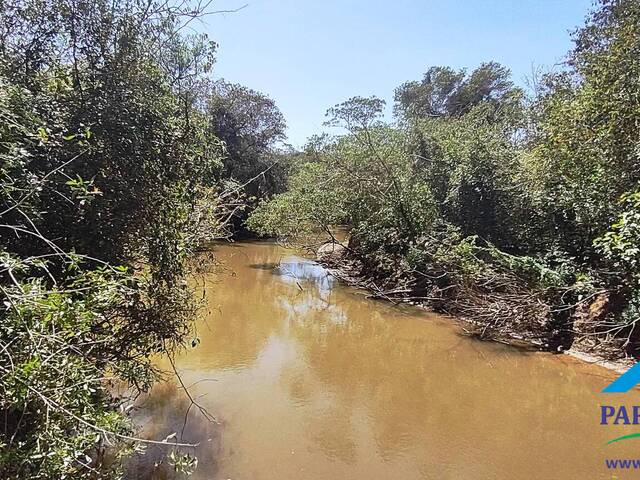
(134, 242, 626, 480)
(124, 382, 222, 480)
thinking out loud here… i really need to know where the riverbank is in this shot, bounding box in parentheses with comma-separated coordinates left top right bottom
(128, 240, 633, 480)
(315, 240, 635, 373)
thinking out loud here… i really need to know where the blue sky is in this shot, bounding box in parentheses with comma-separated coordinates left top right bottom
(201, 0, 594, 147)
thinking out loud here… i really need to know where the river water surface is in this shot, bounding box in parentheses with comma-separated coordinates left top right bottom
(131, 241, 640, 480)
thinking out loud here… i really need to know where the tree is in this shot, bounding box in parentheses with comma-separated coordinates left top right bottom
(394, 62, 522, 120)
(205, 80, 286, 201)
(0, 0, 223, 477)
(529, 0, 640, 260)
(249, 0, 640, 358)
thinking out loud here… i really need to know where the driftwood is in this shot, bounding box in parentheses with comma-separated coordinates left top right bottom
(315, 247, 634, 360)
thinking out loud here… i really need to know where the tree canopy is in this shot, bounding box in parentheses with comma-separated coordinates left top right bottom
(250, 0, 640, 359)
(394, 62, 523, 120)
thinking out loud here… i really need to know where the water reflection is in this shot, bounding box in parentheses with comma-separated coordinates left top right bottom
(251, 257, 336, 296)
(137, 242, 632, 480)
(126, 383, 221, 480)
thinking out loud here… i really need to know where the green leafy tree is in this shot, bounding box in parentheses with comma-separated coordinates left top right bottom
(394, 62, 522, 120)
(0, 0, 225, 478)
(204, 79, 287, 233)
(530, 0, 640, 260)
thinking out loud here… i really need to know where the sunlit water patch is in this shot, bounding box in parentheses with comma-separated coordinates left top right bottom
(129, 241, 631, 480)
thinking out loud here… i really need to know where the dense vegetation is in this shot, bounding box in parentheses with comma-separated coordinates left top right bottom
(0, 0, 284, 478)
(249, 0, 640, 357)
(202, 79, 289, 235)
(2, 0, 639, 477)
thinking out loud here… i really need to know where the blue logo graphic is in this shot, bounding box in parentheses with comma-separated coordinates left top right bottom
(603, 363, 640, 393)
(601, 364, 640, 447)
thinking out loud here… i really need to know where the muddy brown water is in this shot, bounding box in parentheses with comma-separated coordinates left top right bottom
(130, 241, 640, 480)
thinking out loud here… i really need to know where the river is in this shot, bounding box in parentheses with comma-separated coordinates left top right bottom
(128, 240, 638, 480)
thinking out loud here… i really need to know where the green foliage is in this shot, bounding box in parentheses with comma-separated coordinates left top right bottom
(620, 290, 640, 330)
(249, 91, 521, 256)
(596, 191, 640, 333)
(249, 0, 640, 353)
(0, 258, 146, 479)
(529, 0, 640, 259)
(409, 104, 524, 247)
(247, 161, 348, 238)
(596, 191, 640, 275)
(394, 62, 523, 121)
(204, 79, 287, 233)
(325, 96, 386, 129)
(0, 0, 229, 478)
(249, 98, 439, 245)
